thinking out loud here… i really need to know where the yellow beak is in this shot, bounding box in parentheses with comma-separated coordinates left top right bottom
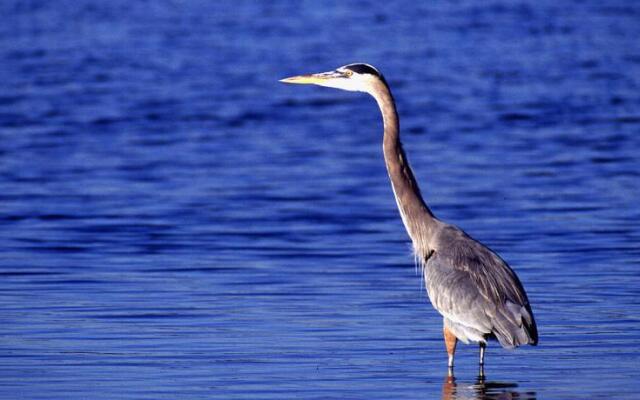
(279, 70, 344, 85)
(279, 74, 327, 85)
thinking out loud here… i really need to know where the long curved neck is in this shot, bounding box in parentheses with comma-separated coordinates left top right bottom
(370, 79, 437, 252)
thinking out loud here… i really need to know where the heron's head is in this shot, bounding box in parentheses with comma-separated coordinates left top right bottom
(280, 63, 385, 93)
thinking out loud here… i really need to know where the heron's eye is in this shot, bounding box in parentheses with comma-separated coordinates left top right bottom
(343, 70, 353, 77)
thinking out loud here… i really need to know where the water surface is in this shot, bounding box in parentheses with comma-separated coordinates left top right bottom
(1, 1, 639, 399)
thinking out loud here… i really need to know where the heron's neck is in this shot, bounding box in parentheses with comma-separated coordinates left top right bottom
(371, 80, 437, 252)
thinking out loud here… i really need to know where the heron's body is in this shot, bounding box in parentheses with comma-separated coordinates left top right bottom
(424, 223, 536, 348)
(281, 63, 537, 369)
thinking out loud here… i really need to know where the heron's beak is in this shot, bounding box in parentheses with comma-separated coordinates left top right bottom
(279, 70, 345, 85)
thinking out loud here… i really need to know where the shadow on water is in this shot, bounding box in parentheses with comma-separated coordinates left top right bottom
(441, 370, 536, 400)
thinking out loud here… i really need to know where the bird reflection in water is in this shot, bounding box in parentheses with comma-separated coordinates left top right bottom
(441, 368, 536, 400)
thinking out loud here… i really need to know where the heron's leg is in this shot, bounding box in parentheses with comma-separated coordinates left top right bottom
(443, 326, 457, 369)
(479, 342, 486, 366)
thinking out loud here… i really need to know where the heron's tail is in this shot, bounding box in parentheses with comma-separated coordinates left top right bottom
(522, 303, 538, 345)
(493, 301, 538, 348)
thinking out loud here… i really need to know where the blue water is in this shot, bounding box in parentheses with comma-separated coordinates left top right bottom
(1, 1, 639, 399)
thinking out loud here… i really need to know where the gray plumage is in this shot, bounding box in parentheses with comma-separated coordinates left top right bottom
(423, 222, 537, 348)
(281, 63, 538, 368)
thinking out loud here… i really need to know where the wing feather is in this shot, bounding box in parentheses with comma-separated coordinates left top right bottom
(422, 224, 538, 347)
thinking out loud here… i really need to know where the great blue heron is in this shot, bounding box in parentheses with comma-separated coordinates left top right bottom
(280, 63, 538, 369)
